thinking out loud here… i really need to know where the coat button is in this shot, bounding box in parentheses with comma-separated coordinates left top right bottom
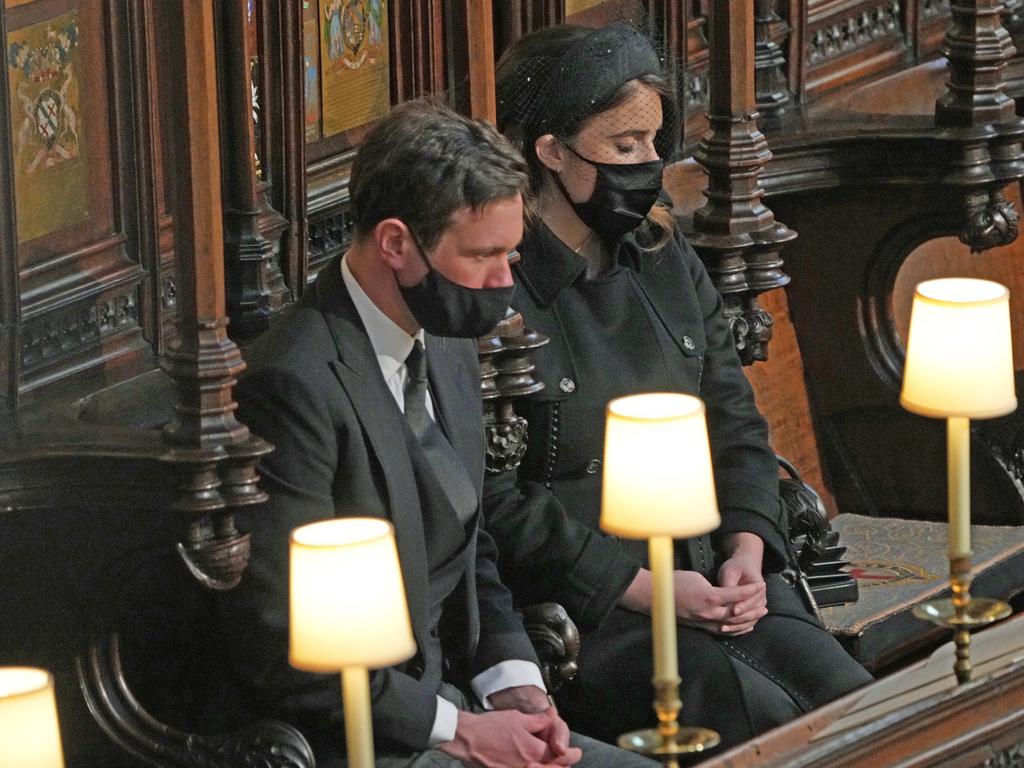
(585, 458, 602, 474)
(558, 377, 576, 394)
(682, 335, 696, 350)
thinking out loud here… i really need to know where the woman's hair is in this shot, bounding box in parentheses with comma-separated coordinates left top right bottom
(496, 24, 677, 248)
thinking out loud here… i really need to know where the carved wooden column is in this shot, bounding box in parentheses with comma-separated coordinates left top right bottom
(494, 1, 563, 54)
(392, 0, 447, 101)
(158, 0, 271, 589)
(217, 0, 289, 338)
(262, 0, 308, 295)
(466, 0, 498, 120)
(0, 5, 18, 410)
(127, 1, 175, 358)
(754, 0, 791, 121)
(682, 1, 710, 147)
(937, 0, 1017, 127)
(479, 310, 547, 475)
(690, 2, 795, 364)
(936, 1, 1024, 252)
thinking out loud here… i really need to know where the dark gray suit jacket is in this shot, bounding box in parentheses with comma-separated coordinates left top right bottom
(217, 258, 539, 754)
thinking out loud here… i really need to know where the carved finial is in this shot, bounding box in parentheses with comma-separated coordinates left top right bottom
(961, 188, 1020, 253)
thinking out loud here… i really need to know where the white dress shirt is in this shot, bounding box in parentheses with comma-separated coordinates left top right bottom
(340, 256, 546, 745)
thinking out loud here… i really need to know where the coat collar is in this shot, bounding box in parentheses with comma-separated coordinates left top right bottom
(515, 219, 645, 309)
(514, 221, 588, 309)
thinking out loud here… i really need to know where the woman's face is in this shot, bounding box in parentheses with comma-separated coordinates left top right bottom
(553, 81, 663, 203)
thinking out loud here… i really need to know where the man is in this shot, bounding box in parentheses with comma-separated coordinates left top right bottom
(215, 101, 656, 768)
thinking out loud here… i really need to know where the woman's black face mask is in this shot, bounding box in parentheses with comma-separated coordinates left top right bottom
(554, 142, 664, 243)
(397, 228, 515, 338)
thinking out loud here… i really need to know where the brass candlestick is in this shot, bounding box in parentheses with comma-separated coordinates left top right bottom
(617, 538, 719, 766)
(618, 677, 719, 767)
(899, 279, 1017, 685)
(600, 396, 724, 767)
(912, 555, 1011, 683)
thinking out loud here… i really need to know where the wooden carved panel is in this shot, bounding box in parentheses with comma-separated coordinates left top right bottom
(806, 0, 909, 95)
(3, 0, 167, 404)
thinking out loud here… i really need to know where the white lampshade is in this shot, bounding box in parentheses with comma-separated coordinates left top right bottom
(290, 518, 416, 672)
(600, 393, 720, 539)
(900, 278, 1017, 419)
(0, 667, 65, 768)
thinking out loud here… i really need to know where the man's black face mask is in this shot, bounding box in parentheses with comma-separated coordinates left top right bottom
(398, 228, 515, 338)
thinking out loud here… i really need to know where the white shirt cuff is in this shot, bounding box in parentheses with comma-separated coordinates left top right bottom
(427, 695, 460, 746)
(471, 660, 547, 710)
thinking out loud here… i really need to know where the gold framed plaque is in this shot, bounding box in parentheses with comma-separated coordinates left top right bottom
(566, 0, 605, 15)
(318, 0, 390, 138)
(7, 10, 89, 243)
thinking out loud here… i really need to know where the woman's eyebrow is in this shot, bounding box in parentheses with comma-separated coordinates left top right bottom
(608, 127, 661, 139)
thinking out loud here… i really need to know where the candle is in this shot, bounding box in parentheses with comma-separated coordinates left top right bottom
(948, 416, 971, 558)
(648, 536, 678, 683)
(342, 667, 373, 768)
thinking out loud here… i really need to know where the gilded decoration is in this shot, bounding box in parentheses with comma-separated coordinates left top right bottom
(318, 0, 389, 137)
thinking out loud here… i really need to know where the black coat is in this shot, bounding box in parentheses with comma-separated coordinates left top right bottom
(211, 258, 539, 755)
(483, 221, 871, 747)
(482, 221, 871, 747)
(484, 222, 789, 632)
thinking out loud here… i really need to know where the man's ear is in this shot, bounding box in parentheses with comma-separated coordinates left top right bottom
(374, 218, 412, 271)
(534, 134, 563, 173)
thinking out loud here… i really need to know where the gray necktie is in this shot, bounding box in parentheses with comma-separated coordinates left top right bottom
(403, 340, 476, 523)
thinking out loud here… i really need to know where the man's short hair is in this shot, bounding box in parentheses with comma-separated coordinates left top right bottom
(349, 100, 529, 251)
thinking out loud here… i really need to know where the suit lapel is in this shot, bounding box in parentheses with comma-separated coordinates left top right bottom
(315, 261, 431, 645)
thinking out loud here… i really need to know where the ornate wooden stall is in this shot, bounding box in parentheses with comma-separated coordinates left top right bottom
(2, 1, 1024, 766)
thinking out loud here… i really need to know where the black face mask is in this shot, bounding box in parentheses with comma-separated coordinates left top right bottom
(554, 142, 664, 242)
(398, 228, 515, 338)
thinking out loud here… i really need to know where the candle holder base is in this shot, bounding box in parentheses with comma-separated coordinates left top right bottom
(913, 595, 1011, 683)
(912, 597, 1011, 628)
(618, 726, 721, 758)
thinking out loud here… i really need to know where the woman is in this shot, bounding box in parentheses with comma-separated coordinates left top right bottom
(484, 23, 872, 748)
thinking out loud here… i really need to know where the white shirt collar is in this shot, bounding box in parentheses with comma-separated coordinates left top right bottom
(340, 254, 424, 383)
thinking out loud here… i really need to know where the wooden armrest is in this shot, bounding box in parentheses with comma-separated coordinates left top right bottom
(521, 603, 580, 693)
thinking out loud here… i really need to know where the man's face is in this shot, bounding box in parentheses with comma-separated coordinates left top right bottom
(406, 194, 523, 289)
